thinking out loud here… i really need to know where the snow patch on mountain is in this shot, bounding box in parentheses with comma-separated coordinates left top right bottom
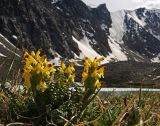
(151, 54, 160, 62)
(72, 36, 101, 60)
(72, 35, 112, 64)
(129, 11, 146, 27)
(101, 24, 108, 31)
(12, 35, 18, 40)
(0, 53, 6, 57)
(51, 0, 60, 4)
(108, 37, 128, 61)
(109, 10, 126, 44)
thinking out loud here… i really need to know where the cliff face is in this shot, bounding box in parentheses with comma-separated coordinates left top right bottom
(2, 0, 160, 86)
(109, 8, 160, 62)
(123, 8, 160, 59)
(0, 0, 111, 58)
(1, 0, 160, 63)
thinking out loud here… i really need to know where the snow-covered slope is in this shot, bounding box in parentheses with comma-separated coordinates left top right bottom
(1, 0, 160, 63)
(108, 8, 160, 62)
(72, 36, 101, 60)
(109, 10, 126, 43)
(108, 37, 128, 61)
(72, 34, 128, 63)
(71, 7, 157, 63)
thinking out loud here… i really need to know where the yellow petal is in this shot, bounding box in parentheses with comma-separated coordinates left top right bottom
(36, 81, 48, 92)
(31, 51, 35, 57)
(97, 66, 105, 78)
(95, 80, 101, 88)
(84, 57, 91, 68)
(82, 71, 88, 82)
(61, 62, 66, 70)
(68, 73, 75, 82)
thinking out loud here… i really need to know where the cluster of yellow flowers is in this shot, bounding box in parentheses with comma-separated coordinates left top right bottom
(82, 57, 105, 89)
(22, 48, 105, 93)
(22, 49, 55, 92)
(59, 62, 75, 83)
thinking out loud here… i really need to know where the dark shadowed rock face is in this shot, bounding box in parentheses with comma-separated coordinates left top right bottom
(104, 61, 160, 87)
(122, 8, 160, 59)
(0, 0, 112, 58)
(2, 1, 160, 87)
(1, 1, 160, 63)
(142, 9, 160, 39)
(123, 15, 160, 58)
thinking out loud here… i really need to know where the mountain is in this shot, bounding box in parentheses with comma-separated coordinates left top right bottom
(1, 0, 160, 86)
(0, 0, 112, 60)
(104, 61, 160, 87)
(109, 8, 160, 62)
(1, 0, 160, 64)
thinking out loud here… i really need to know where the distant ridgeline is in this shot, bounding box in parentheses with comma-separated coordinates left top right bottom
(1, 0, 160, 86)
(1, 0, 160, 62)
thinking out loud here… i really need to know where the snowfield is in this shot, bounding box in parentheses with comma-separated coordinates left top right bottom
(72, 36, 101, 60)
(72, 35, 128, 63)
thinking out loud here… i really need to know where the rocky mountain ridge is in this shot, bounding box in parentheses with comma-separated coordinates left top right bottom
(0, 0, 160, 63)
(0, 0, 112, 60)
(1, 0, 160, 86)
(109, 8, 160, 62)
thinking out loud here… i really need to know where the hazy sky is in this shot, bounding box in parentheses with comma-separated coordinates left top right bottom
(82, 0, 160, 12)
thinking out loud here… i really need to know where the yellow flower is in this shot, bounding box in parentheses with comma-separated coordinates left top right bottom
(61, 62, 66, 70)
(91, 67, 105, 79)
(24, 51, 36, 65)
(95, 80, 101, 88)
(97, 57, 104, 62)
(65, 64, 75, 75)
(82, 70, 88, 82)
(59, 62, 66, 75)
(35, 49, 41, 59)
(23, 73, 32, 91)
(22, 70, 31, 91)
(36, 81, 48, 92)
(67, 73, 76, 82)
(22, 50, 55, 92)
(48, 64, 56, 73)
(92, 57, 99, 68)
(92, 57, 104, 68)
(58, 62, 76, 83)
(34, 63, 43, 74)
(31, 51, 35, 57)
(82, 57, 105, 90)
(84, 57, 91, 68)
(24, 51, 29, 58)
(97, 66, 105, 78)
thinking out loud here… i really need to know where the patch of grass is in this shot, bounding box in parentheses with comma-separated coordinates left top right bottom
(1, 50, 160, 126)
(0, 57, 21, 82)
(1, 84, 160, 125)
(95, 91, 160, 126)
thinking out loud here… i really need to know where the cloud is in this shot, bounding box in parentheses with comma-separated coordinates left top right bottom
(82, 0, 160, 11)
(131, 0, 160, 9)
(132, 0, 159, 3)
(132, 0, 143, 3)
(141, 0, 160, 8)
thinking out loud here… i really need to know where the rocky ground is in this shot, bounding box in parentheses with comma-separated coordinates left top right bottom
(103, 61, 160, 88)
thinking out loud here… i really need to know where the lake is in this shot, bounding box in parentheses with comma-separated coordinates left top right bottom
(100, 88, 160, 92)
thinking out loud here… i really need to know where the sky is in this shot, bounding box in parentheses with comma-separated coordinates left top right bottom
(82, 0, 160, 12)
